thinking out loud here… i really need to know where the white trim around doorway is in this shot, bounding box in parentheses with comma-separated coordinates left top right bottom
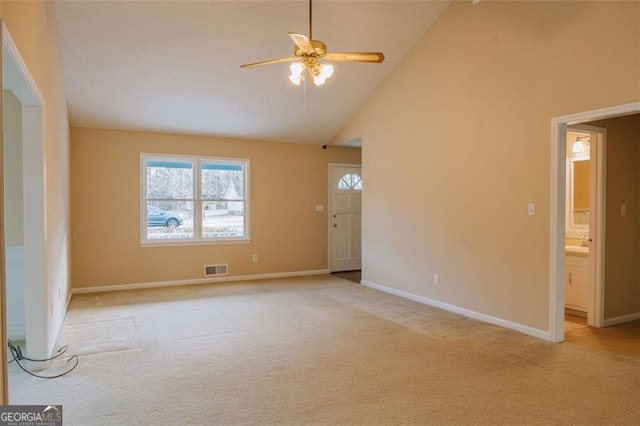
(2, 21, 49, 383)
(549, 101, 640, 343)
(566, 124, 606, 329)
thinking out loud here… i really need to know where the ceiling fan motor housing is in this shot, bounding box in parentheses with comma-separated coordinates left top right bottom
(295, 40, 327, 58)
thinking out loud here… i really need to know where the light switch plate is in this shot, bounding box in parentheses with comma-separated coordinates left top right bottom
(315, 205, 324, 212)
(528, 203, 535, 216)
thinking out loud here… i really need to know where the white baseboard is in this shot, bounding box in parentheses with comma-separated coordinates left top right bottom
(72, 269, 330, 294)
(361, 280, 551, 341)
(603, 312, 640, 327)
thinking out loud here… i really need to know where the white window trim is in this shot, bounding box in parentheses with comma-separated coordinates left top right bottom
(140, 153, 250, 246)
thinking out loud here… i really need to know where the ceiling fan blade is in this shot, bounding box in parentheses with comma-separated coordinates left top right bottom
(240, 57, 298, 69)
(288, 32, 314, 54)
(324, 52, 385, 63)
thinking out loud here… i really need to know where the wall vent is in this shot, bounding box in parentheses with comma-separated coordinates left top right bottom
(204, 264, 228, 277)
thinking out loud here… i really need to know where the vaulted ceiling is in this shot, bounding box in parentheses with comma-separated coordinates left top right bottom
(55, 1, 450, 145)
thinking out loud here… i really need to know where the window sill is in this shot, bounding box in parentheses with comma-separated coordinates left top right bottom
(140, 238, 251, 248)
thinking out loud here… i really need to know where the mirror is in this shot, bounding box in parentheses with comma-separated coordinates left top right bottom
(566, 130, 591, 234)
(571, 159, 590, 225)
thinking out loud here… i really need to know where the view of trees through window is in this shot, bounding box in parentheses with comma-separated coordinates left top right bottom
(143, 157, 248, 242)
(200, 163, 245, 239)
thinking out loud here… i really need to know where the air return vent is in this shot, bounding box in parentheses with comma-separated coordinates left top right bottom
(204, 264, 228, 277)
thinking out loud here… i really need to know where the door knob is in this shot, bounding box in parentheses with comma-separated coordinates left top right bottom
(333, 214, 336, 218)
(333, 223, 337, 227)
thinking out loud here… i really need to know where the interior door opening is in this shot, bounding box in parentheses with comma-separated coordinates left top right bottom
(551, 102, 640, 343)
(563, 125, 604, 332)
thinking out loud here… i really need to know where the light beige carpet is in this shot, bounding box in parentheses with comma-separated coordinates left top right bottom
(8, 275, 640, 425)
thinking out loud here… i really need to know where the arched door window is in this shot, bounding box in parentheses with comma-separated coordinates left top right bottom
(337, 173, 362, 190)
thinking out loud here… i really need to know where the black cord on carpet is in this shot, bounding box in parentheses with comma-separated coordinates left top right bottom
(7, 339, 78, 379)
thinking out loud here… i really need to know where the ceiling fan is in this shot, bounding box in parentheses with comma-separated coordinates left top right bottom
(240, 0, 385, 86)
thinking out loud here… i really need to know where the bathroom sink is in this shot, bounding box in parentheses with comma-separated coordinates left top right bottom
(565, 245, 589, 253)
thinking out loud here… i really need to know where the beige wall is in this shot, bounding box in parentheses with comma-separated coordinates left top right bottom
(589, 115, 640, 319)
(3, 89, 22, 246)
(70, 127, 360, 288)
(334, 1, 639, 331)
(1, 0, 71, 353)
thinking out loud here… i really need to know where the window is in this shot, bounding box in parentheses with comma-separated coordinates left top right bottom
(337, 173, 362, 190)
(141, 154, 249, 244)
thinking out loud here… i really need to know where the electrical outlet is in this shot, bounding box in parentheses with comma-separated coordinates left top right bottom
(252, 254, 259, 263)
(433, 273, 440, 284)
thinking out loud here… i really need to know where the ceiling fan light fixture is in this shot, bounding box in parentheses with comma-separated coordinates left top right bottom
(290, 62, 304, 75)
(289, 62, 305, 85)
(312, 74, 327, 86)
(289, 73, 303, 85)
(311, 63, 333, 86)
(319, 63, 334, 78)
(240, 0, 384, 87)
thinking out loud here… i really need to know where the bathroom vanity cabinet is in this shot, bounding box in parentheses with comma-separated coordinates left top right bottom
(565, 253, 588, 313)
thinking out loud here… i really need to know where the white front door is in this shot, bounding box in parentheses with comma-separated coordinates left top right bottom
(330, 165, 362, 272)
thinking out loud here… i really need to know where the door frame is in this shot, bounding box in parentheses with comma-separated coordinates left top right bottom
(328, 163, 361, 272)
(1, 21, 48, 402)
(549, 101, 640, 342)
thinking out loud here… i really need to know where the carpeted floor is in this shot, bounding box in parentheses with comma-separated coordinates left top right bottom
(8, 275, 640, 425)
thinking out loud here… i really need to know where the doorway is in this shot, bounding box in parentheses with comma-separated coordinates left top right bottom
(564, 125, 604, 331)
(2, 22, 48, 398)
(550, 102, 640, 342)
(329, 164, 362, 272)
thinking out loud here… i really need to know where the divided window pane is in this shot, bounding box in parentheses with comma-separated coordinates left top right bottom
(142, 155, 249, 244)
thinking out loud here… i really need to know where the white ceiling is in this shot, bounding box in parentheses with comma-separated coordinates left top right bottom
(55, 1, 450, 145)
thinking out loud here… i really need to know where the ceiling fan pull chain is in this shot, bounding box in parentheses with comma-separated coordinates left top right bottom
(304, 76, 308, 114)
